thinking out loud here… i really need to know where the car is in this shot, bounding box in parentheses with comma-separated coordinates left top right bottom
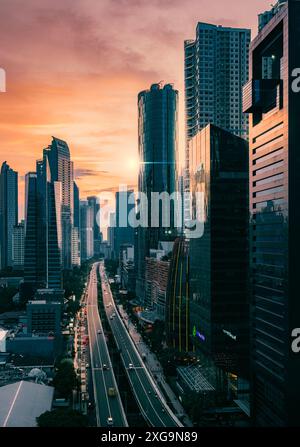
(86, 363, 89, 368)
(97, 330, 102, 335)
(103, 364, 109, 370)
(108, 387, 117, 397)
(107, 417, 114, 426)
(95, 364, 99, 368)
(154, 393, 158, 397)
(110, 315, 114, 320)
(162, 408, 165, 413)
(148, 390, 151, 395)
(128, 363, 134, 370)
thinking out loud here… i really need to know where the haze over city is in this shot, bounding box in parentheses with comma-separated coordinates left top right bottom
(0, 0, 270, 216)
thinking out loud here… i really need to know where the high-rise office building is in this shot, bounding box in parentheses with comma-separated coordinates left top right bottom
(24, 172, 38, 291)
(0, 162, 18, 270)
(135, 83, 178, 302)
(114, 190, 135, 259)
(80, 200, 94, 261)
(184, 23, 250, 191)
(188, 124, 249, 377)
(243, 0, 300, 426)
(72, 182, 81, 266)
(73, 182, 80, 230)
(27, 300, 61, 336)
(24, 152, 62, 295)
(87, 196, 100, 239)
(12, 221, 25, 270)
(71, 227, 80, 267)
(45, 137, 74, 269)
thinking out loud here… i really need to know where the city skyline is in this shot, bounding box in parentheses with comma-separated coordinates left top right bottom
(0, 0, 271, 219)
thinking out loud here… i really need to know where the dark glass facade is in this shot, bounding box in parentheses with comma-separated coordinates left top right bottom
(189, 124, 249, 377)
(24, 153, 62, 295)
(114, 190, 135, 259)
(45, 137, 73, 269)
(135, 83, 178, 302)
(166, 237, 190, 352)
(244, 0, 300, 426)
(0, 162, 18, 270)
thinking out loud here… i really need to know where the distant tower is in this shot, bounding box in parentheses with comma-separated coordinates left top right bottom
(0, 162, 18, 270)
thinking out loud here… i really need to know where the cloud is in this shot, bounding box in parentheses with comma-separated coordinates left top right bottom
(75, 168, 109, 178)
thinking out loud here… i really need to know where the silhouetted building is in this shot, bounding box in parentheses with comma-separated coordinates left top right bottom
(45, 137, 74, 269)
(145, 250, 170, 320)
(87, 195, 102, 255)
(0, 162, 18, 270)
(12, 221, 24, 270)
(27, 300, 61, 336)
(166, 237, 190, 352)
(24, 151, 63, 296)
(73, 182, 80, 229)
(258, 0, 287, 31)
(188, 124, 249, 377)
(135, 83, 178, 303)
(243, 0, 300, 426)
(80, 201, 94, 261)
(114, 190, 135, 259)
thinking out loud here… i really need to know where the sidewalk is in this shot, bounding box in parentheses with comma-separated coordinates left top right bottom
(118, 305, 193, 427)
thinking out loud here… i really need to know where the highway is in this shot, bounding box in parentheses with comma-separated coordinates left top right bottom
(99, 261, 183, 427)
(86, 263, 128, 427)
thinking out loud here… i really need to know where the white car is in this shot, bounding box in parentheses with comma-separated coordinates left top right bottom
(107, 417, 114, 426)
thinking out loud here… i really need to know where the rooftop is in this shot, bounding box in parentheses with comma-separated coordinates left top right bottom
(0, 380, 54, 427)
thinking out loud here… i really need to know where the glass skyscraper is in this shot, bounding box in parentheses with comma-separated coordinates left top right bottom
(135, 83, 178, 302)
(0, 162, 18, 270)
(188, 124, 249, 377)
(45, 137, 74, 269)
(243, 0, 300, 426)
(24, 152, 62, 295)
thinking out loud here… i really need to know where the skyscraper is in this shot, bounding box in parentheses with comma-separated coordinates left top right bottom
(12, 221, 25, 270)
(87, 195, 102, 255)
(184, 23, 250, 191)
(114, 190, 135, 259)
(24, 172, 38, 291)
(73, 182, 80, 230)
(166, 237, 190, 353)
(135, 83, 178, 302)
(72, 182, 80, 267)
(45, 137, 74, 269)
(0, 162, 18, 270)
(24, 152, 63, 295)
(80, 200, 94, 261)
(243, 0, 300, 426)
(188, 124, 249, 377)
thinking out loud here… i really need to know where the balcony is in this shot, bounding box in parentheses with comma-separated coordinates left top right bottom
(243, 79, 282, 114)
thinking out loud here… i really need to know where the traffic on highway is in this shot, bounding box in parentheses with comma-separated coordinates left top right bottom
(86, 263, 128, 427)
(98, 261, 183, 428)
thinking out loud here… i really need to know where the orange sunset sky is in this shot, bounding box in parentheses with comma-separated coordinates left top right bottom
(0, 0, 270, 218)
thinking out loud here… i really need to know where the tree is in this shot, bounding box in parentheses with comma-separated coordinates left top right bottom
(53, 359, 78, 398)
(37, 409, 88, 427)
